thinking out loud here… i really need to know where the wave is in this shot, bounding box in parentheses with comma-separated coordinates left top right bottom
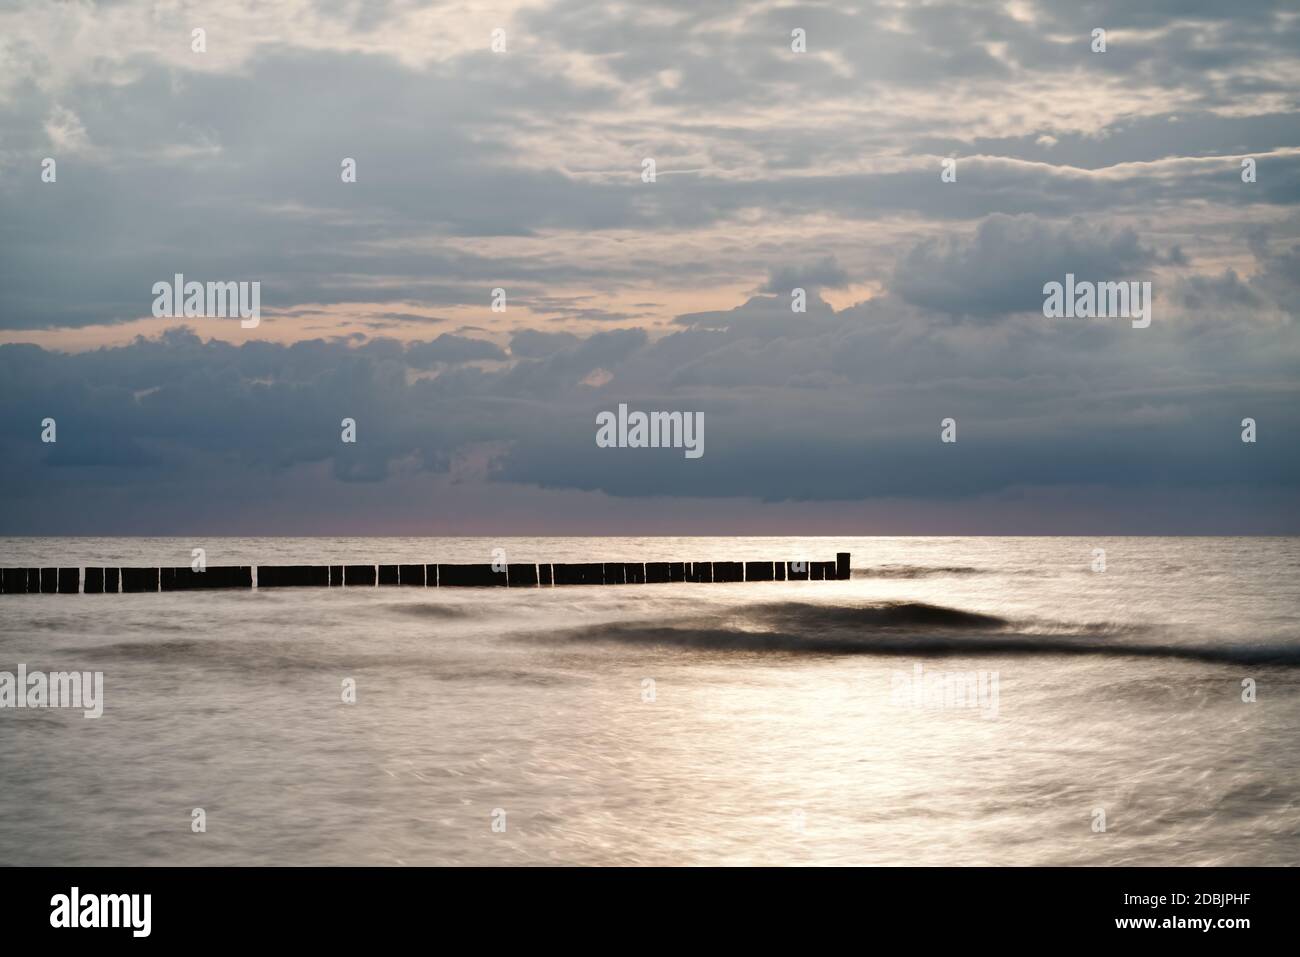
(747, 600, 1007, 630)
(388, 603, 475, 620)
(49, 599, 1300, 669)
(852, 565, 986, 579)
(547, 600, 1300, 667)
(61, 637, 572, 684)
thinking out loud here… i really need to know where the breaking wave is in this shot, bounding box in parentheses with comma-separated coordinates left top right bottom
(549, 600, 1300, 667)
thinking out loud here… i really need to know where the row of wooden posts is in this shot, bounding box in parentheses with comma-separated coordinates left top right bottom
(0, 554, 851, 593)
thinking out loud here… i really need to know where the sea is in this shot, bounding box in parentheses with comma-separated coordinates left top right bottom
(1, 536, 1297, 866)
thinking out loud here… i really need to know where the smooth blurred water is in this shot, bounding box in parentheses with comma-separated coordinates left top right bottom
(1, 536, 1297, 865)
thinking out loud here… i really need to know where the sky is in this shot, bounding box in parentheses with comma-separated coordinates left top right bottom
(1, 0, 1298, 534)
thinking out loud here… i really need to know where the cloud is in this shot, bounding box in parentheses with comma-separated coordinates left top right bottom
(1173, 240, 1300, 317)
(674, 293, 836, 333)
(42, 105, 89, 153)
(1, 0, 1298, 531)
(510, 329, 580, 358)
(2, 281, 1297, 531)
(404, 334, 506, 366)
(890, 214, 1176, 318)
(759, 256, 851, 293)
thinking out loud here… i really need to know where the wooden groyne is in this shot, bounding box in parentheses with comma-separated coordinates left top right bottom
(0, 553, 851, 594)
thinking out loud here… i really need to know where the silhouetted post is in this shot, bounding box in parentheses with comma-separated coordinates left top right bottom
(0, 569, 28, 593)
(259, 566, 329, 588)
(162, 566, 252, 590)
(344, 565, 376, 586)
(713, 561, 743, 582)
(121, 568, 159, 592)
(508, 564, 539, 587)
(438, 564, 506, 587)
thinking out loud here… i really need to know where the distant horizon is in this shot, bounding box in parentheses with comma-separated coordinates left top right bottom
(3, 532, 1299, 539)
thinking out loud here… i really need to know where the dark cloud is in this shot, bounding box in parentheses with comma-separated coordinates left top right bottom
(404, 334, 506, 367)
(891, 214, 1173, 318)
(2, 291, 1296, 531)
(509, 329, 581, 358)
(1174, 269, 1263, 310)
(674, 292, 836, 333)
(759, 256, 851, 293)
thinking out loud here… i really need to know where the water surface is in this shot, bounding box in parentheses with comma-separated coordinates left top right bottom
(1, 536, 1297, 865)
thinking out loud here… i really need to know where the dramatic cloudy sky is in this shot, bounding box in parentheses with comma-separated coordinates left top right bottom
(1, 0, 1298, 534)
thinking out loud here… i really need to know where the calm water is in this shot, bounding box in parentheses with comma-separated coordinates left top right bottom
(1, 536, 1297, 866)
